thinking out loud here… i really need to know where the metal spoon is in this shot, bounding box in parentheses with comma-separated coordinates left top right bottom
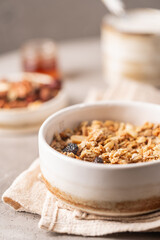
(101, 0, 125, 16)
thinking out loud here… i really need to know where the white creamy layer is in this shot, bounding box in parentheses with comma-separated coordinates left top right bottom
(105, 8, 160, 34)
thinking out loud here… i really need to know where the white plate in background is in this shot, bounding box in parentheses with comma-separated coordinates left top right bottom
(0, 72, 68, 134)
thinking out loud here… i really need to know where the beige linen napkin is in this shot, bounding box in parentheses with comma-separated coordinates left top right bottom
(2, 79, 160, 236)
(2, 159, 160, 236)
(85, 79, 160, 103)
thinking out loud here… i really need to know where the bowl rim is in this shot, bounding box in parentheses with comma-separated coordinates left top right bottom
(39, 100, 160, 170)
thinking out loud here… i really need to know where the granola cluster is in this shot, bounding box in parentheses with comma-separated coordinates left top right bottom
(51, 120, 160, 164)
(0, 78, 61, 109)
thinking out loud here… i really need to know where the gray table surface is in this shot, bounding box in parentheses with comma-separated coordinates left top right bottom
(0, 38, 160, 239)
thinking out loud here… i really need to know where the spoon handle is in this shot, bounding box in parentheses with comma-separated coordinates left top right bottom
(101, 0, 125, 16)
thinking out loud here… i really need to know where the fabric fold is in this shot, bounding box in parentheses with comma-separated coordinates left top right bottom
(2, 159, 160, 236)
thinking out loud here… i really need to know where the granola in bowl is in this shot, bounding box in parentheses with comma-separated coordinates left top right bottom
(51, 120, 160, 164)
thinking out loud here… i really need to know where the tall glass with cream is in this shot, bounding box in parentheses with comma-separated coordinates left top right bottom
(101, 9, 160, 86)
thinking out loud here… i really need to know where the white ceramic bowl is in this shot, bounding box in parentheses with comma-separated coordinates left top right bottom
(0, 72, 68, 129)
(39, 101, 160, 216)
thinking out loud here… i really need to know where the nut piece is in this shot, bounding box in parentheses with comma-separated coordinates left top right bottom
(105, 141, 114, 150)
(71, 135, 87, 144)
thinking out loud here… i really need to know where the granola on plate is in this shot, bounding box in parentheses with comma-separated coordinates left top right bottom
(0, 77, 61, 109)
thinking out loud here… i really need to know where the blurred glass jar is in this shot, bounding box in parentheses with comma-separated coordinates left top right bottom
(101, 8, 160, 87)
(21, 39, 61, 81)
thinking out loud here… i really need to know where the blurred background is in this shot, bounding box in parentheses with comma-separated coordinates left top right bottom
(0, 0, 160, 53)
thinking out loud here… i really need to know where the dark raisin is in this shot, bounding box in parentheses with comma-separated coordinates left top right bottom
(94, 157, 103, 164)
(62, 143, 78, 155)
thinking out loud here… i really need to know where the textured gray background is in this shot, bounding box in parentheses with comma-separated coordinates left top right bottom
(0, 0, 160, 53)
